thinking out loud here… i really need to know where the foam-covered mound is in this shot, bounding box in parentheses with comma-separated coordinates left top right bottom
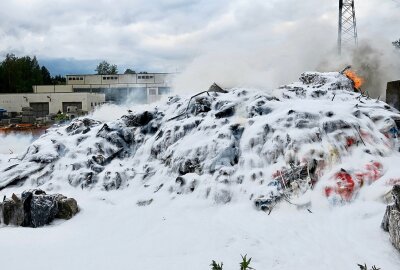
(1, 72, 399, 209)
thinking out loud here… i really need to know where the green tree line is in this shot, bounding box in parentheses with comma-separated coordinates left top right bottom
(95, 60, 142, 75)
(0, 54, 65, 94)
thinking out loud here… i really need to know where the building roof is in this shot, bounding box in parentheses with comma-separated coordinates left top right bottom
(66, 72, 172, 76)
(388, 80, 400, 84)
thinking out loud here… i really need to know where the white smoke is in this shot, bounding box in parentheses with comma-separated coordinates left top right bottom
(317, 40, 400, 98)
(171, 0, 400, 98)
(173, 38, 399, 99)
(172, 17, 338, 94)
(0, 134, 33, 155)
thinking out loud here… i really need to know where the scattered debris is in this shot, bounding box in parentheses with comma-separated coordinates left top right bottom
(0, 72, 399, 212)
(168, 83, 228, 121)
(0, 189, 78, 227)
(137, 199, 153, 206)
(382, 185, 400, 252)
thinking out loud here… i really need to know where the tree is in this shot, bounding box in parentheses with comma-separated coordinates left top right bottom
(41, 66, 52, 85)
(124, 68, 136, 74)
(0, 54, 58, 93)
(0, 54, 18, 92)
(393, 39, 400, 49)
(0, 54, 44, 93)
(51, 75, 66, 85)
(109, 64, 118, 75)
(95, 60, 118, 75)
(15, 56, 43, 92)
(95, 60, 110, 75)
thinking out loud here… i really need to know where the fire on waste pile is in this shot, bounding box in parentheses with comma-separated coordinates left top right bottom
(0, 71, 399, 211)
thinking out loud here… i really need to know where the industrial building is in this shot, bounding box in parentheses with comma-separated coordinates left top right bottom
(0, 92, 105, 118)
(0, 72, 172, 125)
(386, 80, 400, 111)
(33, 73, 173, 104)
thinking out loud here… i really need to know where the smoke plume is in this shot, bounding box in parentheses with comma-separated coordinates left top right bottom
(171, 0, 400, 99)
(317, 41, 400, 98)
(0, 134, 33, 155)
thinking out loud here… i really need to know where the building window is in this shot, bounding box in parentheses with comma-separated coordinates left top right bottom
(158, 87, 171, 95)
(103, 77, 106, 80)
(149, 89, 157, 95)
(138, 75, 153, 80)
(68, 77, 72, 80)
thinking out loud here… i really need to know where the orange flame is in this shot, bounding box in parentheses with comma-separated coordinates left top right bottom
(344, 70, 364, 89)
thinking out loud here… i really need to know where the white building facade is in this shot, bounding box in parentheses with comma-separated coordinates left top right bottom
(0, 92, 105, 117)
(33, 73, 173, 104)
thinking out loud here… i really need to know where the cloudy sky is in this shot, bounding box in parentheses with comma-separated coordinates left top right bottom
(0, 0, 399, 82)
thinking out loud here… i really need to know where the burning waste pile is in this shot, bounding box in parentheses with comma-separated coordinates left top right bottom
(0, 71, 400, 213)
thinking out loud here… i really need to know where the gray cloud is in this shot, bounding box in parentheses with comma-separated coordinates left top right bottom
(0, 0, 398, 88)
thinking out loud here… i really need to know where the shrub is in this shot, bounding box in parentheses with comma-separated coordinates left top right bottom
(240, 255, 255, 270)
(357, 263, 381, 270)
(210, 260, 223, 270)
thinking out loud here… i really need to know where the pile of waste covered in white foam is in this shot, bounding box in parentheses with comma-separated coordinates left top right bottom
(1, 71, 400, 210)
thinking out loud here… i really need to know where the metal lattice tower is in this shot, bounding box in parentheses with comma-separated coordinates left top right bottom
(338, 0, 358, 55)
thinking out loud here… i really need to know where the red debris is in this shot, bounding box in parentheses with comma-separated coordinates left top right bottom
(346, 137, 356, 148)
(325, 161, 383, 201)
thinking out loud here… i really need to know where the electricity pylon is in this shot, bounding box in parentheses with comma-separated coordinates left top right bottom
(338, 0, 358, 55)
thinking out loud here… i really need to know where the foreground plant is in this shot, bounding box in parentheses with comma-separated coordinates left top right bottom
(240, 255, 255, 270)
(210, 260, 223, 270)
(210, 255, 256, 270)
(357, 263, 381, 270)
